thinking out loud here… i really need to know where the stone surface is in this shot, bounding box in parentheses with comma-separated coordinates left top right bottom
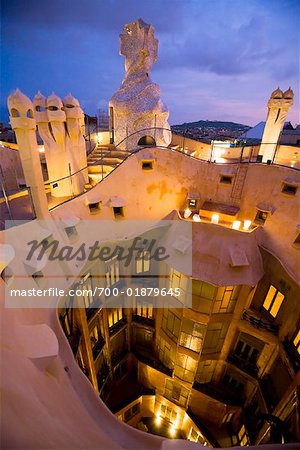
(109, 19, 171, 150)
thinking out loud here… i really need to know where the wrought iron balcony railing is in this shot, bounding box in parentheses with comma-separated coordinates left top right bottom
(241, 309, 279, 334)
(227, 352, 259, 377)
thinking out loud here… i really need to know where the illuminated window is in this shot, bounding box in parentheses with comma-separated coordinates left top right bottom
(238, 424, 249, 446)
(188, 199, 197, 208)
(162, 309, 181, 342)
(90, 324, 100, 348)
(136, 250, 150, 274)
(263, 285, 284, 317)
(134, 299, 153, 319)
(108, 307, 123, 329)
(105, 257, 120, 288)
(169, 268, 190, 302)
(293, 328, 300, 355)
(179, 318, 205, 352)
(213, 286, 240, 313)
(160, 404, 177, 421)
(192, 280, 217, 313)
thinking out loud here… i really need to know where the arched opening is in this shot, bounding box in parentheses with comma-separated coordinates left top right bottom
(11, 108, 20, 117)
(35, 106, 45, 112)
(26, 109, 34, 118)
(137, 135, 156, 146)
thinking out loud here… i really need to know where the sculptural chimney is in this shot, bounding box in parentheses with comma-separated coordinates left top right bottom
(259, 87, 294, 163)
(7, 89, 49, 220)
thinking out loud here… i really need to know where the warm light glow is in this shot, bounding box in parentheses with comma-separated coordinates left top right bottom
(155, 415, 162, 425)
(211, 213, 219, 224)
(243, 220, 252, 230)
(232, 220, 241, 230)
(169, 426, 176, 437)
(97, 132, 103, 143)
(193, 214, 201, 222)
(38, 146, 45, 153)
(184, 208, 192, 219)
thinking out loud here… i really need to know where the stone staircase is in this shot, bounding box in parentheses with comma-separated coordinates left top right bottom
(86, 144, 128, 187)
(231, 164, 249, 202)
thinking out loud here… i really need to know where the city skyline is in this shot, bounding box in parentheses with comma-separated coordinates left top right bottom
(1, 0, 299, 126)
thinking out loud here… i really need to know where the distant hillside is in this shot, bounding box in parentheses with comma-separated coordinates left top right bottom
(172, 120, 250, 132)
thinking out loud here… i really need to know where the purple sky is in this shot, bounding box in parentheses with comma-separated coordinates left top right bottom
(1, 0, 299, 126)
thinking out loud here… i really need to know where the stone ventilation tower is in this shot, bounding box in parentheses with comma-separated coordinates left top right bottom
(109, 19, 171, 150)
(259, 87, 294, 163)
(7, 89, 49, 219)
(33, 91, 88, 197)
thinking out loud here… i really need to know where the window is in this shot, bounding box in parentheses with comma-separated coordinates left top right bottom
(141, 160, 154, 171)
(174, 353, 198, 382)
(282, 183, 297, 195)
(134, 300, 153, 319)
(213, 286, 240, 313)
(162, 309, 181, 342)
(238, 424, 249, 446)
(293, 328, 300, 355)
(164, 379, 189, 407)
(136, 250, 150, 274)
(220, 175, 233, 184)
(115, 361, 127, 381)
(160, 404, 177, 422)
(223, 412, 234, 423)
(192, 280, 216, 313)
(169, 268, 191, 302)
(158, 338, 175, 369)
(179, 318, 205, 352)
(77, 273, 94, 309)
(202, 322, 228, 354)
(108, 307, 124, 329)
(113, 206, 124, 218)
(196, 359, 217, 384)
(254, 210, 268, 225)
(234, 339, 260, 364)
(60, 309, 72, 337)
(223, 372, 244, 395)
(263, 285, 284, 318)
(90, 324, 101, 348)
(88, 202, 100, 213)
(65, 226, 78, 240)
(124, 402, 140, 422)
(105, 257, 120, 288)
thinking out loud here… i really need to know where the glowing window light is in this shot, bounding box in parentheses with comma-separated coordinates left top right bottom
(232, 220, 241, 230)
(243, 220, 252, 231)
(193, 214, 201, 222)
(38, 146, 45, 153)
(211, 213, 219, 224)
(184, 208, 192, 219)
(155, 415, 162, 425)
(169, 426, 176, 437)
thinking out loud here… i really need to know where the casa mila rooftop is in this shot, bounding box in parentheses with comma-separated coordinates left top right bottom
(1, 19, 300, 450)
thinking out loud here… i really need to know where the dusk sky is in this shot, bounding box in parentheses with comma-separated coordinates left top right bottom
(1, 0, 299, 126)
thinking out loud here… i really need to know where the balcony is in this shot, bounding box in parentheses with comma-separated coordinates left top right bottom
(193, 381, 244, 407)
(132, 347, 173, 376)
(92, 336, 105, 360)
(227, 352, 258, 377)
(242, 309, 279, 334)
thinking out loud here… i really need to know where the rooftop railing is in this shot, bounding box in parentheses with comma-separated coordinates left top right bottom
(1, 128, 299, 230)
